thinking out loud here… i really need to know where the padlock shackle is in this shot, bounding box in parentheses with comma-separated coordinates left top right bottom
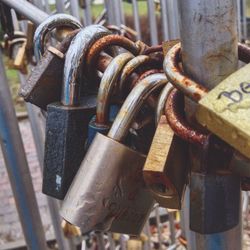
(34, 14, 82, 61)
(164, 43, 250, 102)
(165, 88, 208, 146)
(118, 55, 152, 95)
(155, 83, 173, 125)
(85, 34, 145, 81)
(108, 73, 168, 142)
(164, 43, 208, 102)
(96, 53, 134, 125)
(62, 25, 111, 106)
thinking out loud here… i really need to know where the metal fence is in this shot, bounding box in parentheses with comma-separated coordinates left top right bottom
(0, 0, 249, 249)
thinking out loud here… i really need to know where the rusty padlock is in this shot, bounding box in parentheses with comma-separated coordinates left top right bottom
(20, 24, 111, 110)
(61, 73, 168, 235)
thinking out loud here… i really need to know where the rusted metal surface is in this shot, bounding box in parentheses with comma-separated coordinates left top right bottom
(118, 55, 151, 93)
(165, 88, 208, 146)
(238, 43, 250, 63)
(96, 53, 134, 124)
(164, 42, 250, 104)
(85, 34, 142, 79)
(164, 43, 208, 102)
(33, 13, 82, 61)
(19, 30, 79, 110)
(143, 45, 163, 55)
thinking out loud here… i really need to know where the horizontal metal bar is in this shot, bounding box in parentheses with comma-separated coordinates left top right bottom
(1, 0, 48, 26)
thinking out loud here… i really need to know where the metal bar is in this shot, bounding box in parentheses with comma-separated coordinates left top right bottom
(172, 0, 180, 38)
(118, 0, 125, 25)
(33, 0, 44, 10)
(112, 0, 121, 26)
(166, 0, 177, 39)
(83, 0, 92, 26)
(237, 0, 242, 41)
(108, 233, 115, 250)
(168, 210, 176, 245)
(18, 73, 75, 250)
(177, 0, 241, 250)
(155, 206, 163, 250)
(147, 0, 158, 45)
(0, 49, 48, 250)
(1, 0, 48, 26)
(96, 232, 106, 249)
(160, 0, 170, 41)
(132, 0, 141, 40)
(56, 0, 65, 13)
(242, 0, 247, 39)
(44, 0, 51, 14)
(104, 0, 114, 25)
(70, 0, 80, 20)
(143, 220, 152, 250)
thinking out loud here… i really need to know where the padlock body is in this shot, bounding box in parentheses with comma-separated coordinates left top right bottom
(196, 63, 250, 159)
(21, 50, 63, 110)
(61, 133, 154, 235)
(42, 96, 96, 199)
(190, 172, 240, 234)
(143, 116, 189, 209)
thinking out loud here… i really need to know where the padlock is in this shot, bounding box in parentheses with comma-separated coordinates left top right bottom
(42, 36, 100, 199)
(86, 52, 134, 147)
(164, 42, 250, 159)
(143, 84, 189, 209)
(164, 87, 240, 234)
(33, 13, 82, 61)
(20, 25, 111, 110)
(190, 172, 240, 234)
(61, 73, 167, 235)
(13, 39, 28, 74)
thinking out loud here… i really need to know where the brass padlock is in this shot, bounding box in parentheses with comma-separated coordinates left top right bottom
(143, 84, 189, 209)
(61, 73, 168, 235)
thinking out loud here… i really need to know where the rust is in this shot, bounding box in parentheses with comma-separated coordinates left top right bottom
(238, 43, 250, 64)
(85, 34, 140, 80)
(165, 88, 208, 146)
(97, 53, 113, 73)
(143, 45, 162, 55)
(165, 43, 250, 104)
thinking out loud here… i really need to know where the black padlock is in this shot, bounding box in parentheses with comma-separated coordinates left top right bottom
(189, 135, 240, 234)
(42, 27, 115, 199)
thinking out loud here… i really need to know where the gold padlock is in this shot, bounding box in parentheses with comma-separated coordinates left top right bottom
(13, 39, 28, 74)
(143, 85, 189, 209)
(196, 63, 250, 159)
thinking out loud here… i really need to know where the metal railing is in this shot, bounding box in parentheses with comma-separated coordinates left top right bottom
(0, 0, 249, 249)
